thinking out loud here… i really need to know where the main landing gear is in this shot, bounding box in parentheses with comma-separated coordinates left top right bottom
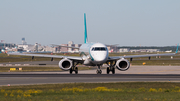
(106, 62, 115, 74)
(70, 67, 78, 74)
(69, 62, 79, 74)
(106, 66, 115, 74)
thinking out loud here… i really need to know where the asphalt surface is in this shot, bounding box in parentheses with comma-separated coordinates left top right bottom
(1, 74, 180, 86)
(1, 65, 180, 86)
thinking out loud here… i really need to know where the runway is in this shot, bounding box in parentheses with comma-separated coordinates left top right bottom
(1, 66, 180, 86)
(1, 74, 180, 86)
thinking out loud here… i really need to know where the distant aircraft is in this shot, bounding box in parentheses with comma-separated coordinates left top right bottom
(165, 50, 172, 53)
(8, 13, 179, 74)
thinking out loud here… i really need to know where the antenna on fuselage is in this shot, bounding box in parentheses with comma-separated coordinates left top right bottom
(84, 13, 88, 43)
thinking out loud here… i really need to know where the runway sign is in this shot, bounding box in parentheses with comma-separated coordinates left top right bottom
(10, 68, 16, 71)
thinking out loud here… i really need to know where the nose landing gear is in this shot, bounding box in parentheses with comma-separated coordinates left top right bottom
(96, 65, 102, 74)
(96, 69, 102, 74)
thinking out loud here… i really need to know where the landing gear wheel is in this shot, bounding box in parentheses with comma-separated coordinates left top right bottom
(107, 67, 109, 74)
(96, 70, 98, 74)
(99, 70, 102, 74)
(75, 67, 78, 74)
(69, 68, 73, 74)
(96, 69, 102, 74)
(112, 67, 115, 74)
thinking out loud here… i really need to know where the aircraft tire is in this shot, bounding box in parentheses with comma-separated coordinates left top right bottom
(70, 68, 73, 74)
(99, 70, 102, 74)
(107, 67, 109, 74)
(96, 69, 102, 74)
(75, 67, 78, 74)
(112, 67, 115, 74)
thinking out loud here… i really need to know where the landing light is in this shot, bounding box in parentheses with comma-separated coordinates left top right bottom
(87, 55, 91, 59)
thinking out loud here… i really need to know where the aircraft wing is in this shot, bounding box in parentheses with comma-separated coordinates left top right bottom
(108, 53, 176, 60)
(108, 44, 179, 61)
(8, 53, 83, 60)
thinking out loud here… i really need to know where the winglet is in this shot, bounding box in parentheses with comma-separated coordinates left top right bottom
(176, 43, 179, 53)
(84, 13, 88, 43)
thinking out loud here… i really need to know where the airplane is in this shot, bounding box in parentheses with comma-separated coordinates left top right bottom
(8, 13, 179, 74)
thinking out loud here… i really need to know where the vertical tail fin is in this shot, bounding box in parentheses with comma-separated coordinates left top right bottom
(84, 13, 88, 43)
(176, 43, 179, 53)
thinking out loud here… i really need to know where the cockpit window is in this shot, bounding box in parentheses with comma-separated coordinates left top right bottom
(100, 47, 106, 51)
(92, 47, 106, 51)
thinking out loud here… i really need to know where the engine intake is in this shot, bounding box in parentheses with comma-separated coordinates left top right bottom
(116, 58, 130, 71)
(59, 58, 72, 70)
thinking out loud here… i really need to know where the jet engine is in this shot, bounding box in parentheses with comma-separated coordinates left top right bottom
(59, 58, 72, 70)
(116, 58, 130, 71)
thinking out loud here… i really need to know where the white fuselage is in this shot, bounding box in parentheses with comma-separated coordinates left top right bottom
(79, 43, 109, 66)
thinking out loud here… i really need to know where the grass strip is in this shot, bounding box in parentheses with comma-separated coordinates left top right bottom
(1, 82, 180, 100)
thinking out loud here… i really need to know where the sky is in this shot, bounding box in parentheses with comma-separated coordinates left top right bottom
(0, 0, 180, 46)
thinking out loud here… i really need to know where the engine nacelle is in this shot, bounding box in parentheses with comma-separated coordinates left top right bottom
(59, 58, 72, 70)
(116, 58, 130, 71)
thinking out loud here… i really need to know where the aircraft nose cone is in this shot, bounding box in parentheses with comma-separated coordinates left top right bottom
(95, 55, 105, 61)
(92, 53, 107, 63)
